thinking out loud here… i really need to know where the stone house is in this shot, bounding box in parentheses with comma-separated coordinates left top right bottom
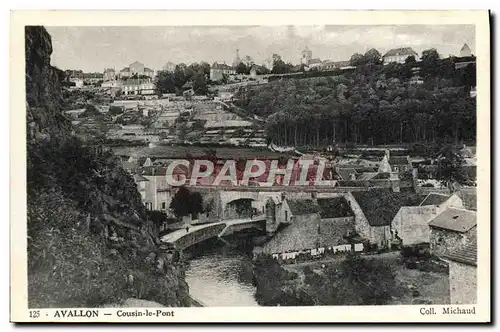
(442, 239, 477, 304)
(133, 174, 149, 202)
(391, 193, 464, 246)
(134, 166, 171, 211)
(261, 198, 321, 253)
(316, 197, 356, 248)
(266, 196, 319, 232)
(261, 196, 358, 255)
(382, 47, 419, 64)
(347, 189, 423, 248)
(210, 62, 235, 81)
(428, 207, 477, 258)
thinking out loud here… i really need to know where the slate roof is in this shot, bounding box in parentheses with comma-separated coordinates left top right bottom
(334, 60, 351, 68)
(337, 168, 358, 181)
(286, 199, 320, 216)
(352, 189, 424, 226)
(317, 197, 354, 219)
(444, 239, 477, 266)
(419, 193, 450, 207)
(123, 78, 152, 86)
(428, 207, 477, 232)
(389, 156, 411, 166)
(133, 174, 149, 182)
(356, 172, 378, 181)
(212, 62, 234, 70)
(460, 189, 477, 211)
(308, 58, 322, 65)
(383, 47, 418, 58)
(461, 43, 471, 52)
(136, 166, 169, 176)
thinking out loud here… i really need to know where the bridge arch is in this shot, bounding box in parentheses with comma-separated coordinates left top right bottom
(224, 198, 255, 219)
(219, 191, 260, 219)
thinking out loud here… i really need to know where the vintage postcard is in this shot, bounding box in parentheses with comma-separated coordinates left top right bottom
(10, 10, 490, 323)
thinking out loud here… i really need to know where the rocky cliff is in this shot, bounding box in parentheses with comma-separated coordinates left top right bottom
(25, 26, 71, 141)
(26, 26, 190, 308)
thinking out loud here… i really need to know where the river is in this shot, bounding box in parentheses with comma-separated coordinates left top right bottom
(184, 244, 259, 307)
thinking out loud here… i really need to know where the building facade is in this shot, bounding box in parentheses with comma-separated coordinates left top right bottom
(122, 79, 156, 95)
(429, 207, 477, 258)
(460, 43, 472, 57)
(210, 62, 236, 81)
(444, 240, 477, 304)
(103, 68, 116, 81)
(301, 46, 312, 65)
(119, 61, 155, 79)
(162, 62, 176, 72)
(382, 47, 419, 64)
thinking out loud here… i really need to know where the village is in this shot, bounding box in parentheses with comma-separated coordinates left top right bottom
(58, 41, 478, 307)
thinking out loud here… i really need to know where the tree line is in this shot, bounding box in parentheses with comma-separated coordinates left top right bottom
(155, 62, 211, 96)
(234, 48, 476, 147)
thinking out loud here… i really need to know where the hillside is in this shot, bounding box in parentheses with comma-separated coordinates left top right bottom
(234, 59, 476, 147)
(26, 26, 190, 308)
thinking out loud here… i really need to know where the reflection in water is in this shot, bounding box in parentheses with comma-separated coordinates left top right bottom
(185, 247, 259, 307)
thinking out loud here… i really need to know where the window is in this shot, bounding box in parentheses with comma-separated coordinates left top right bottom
(285, 210, 288, 222)
(162, 202, 166, 210)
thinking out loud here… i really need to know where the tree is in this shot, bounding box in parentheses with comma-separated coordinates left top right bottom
(364, 48, 382, 65)
(108, 106, 123, 116)
(169, 187, 204, 219)
(173, 64, 187, 89)
(189, 192, 204, 219)
(435, 145, 473, 187)
(349, 53, 364, 66)
(405, 55, 417, 65)
(199, 61, 211, 77)
(244, 55, 254, 67)
(236, 62, 248, 74)
(420, 48, 440, 77)
(146, 210, 167, 229)
(271, 54, 288, 74)
(155, 70, 176, 93)
(192, 70, 208, 95)
(169, 186, 191, 218)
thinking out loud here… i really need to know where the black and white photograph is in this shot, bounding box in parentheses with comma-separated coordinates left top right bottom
(10, 10, 490, 323)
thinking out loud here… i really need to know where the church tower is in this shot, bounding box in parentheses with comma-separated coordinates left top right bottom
(460, 43, 472, 57)
(233, 48, 241, 68)
(301, 45, 312, 65)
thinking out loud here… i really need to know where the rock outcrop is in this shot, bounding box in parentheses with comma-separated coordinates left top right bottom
(25, 26, 190, 308)
(25, 26, 71, 141)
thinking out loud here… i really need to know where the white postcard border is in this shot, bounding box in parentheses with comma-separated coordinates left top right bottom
(10, 10, 490, 323)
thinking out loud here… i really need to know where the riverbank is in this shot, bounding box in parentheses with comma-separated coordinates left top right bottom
(253, 252, 449, 306)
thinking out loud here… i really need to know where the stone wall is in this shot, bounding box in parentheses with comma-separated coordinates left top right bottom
(261, 213, 320, 254)
(344, 192, 390, 246)
(318, 217, 355, 248)
(448, 260, 477, 304)
(430, 226, 477, 258)
(391, 206, 437, 245)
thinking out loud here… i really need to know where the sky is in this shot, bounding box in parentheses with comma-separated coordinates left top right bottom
(46, 25, 475, 73)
